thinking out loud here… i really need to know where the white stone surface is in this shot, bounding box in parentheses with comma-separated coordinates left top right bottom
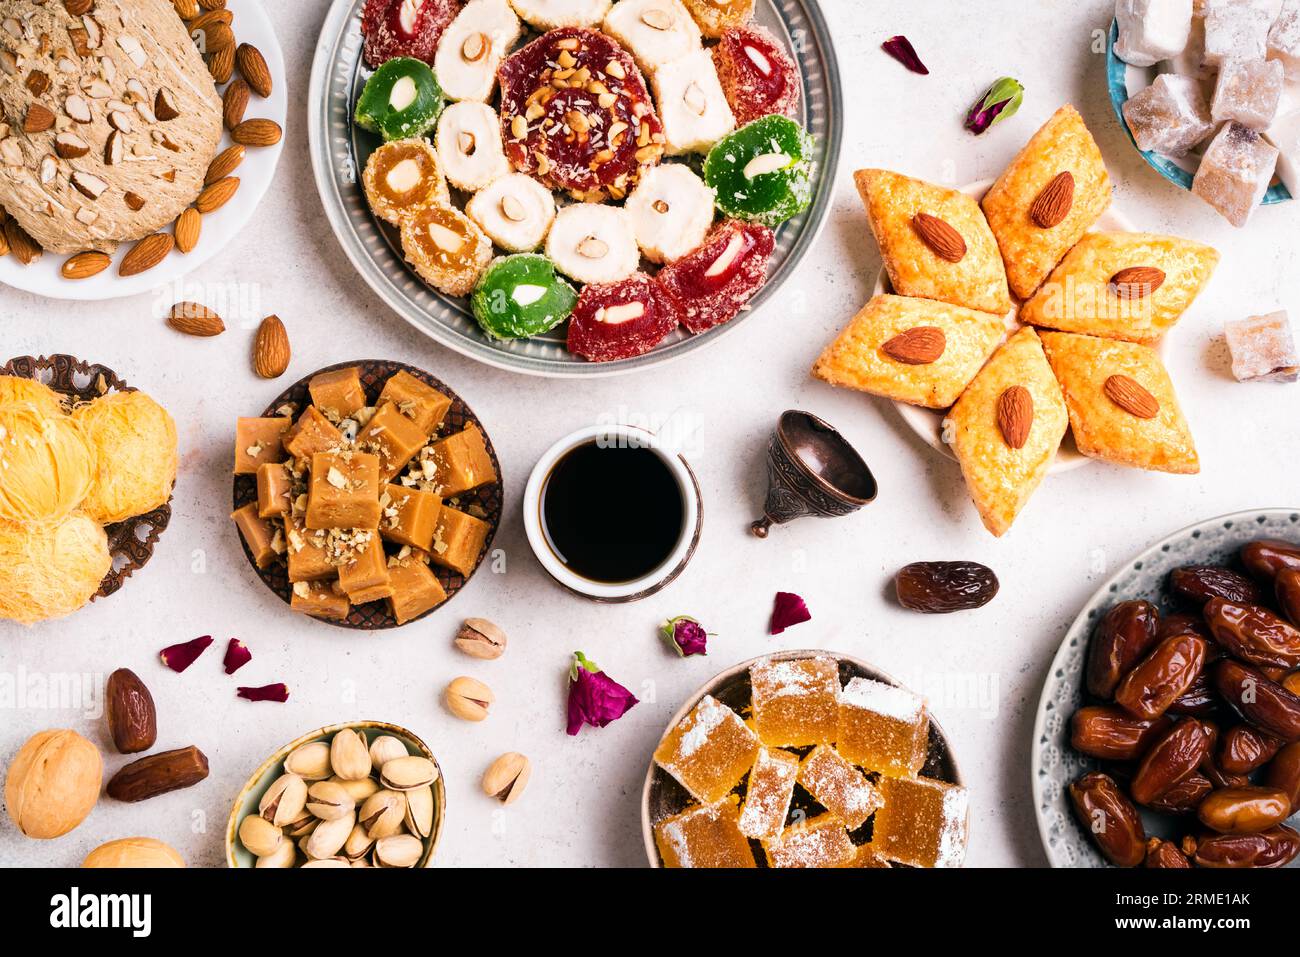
(2, 0, 1299, 869)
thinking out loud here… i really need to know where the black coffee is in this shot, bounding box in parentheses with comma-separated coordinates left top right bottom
(540, 440, 685, 584)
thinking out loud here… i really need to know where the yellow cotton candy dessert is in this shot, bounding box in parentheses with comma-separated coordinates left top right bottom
(72, 391, 178, 525)
(0, 404, 95, 523)
(0, 376, 65, 418)
(0, 514, 110, 625)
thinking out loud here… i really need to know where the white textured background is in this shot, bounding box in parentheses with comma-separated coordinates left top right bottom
(2, 0, 1298, 868)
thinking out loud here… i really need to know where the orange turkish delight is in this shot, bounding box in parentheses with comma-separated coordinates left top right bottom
(231, 503, 280, 569)
(358, 402, 428, 481)
(798, 745, 883, 830)
(654, 801, 755, 868)
(871, 775, 969, 868)
(284, 406, 344, 463)
(749, 655, 839, 747)
(737, 747, 799, 840)
(837, 676, 929, 777)
(653, 694, 759, 804)
(762, 814, 856, 869)
(291, 580, 350, 621)
(285, 520, 335, 583)
(386, 553, 448, 625)
(337, 533, 392, 604)
(429, 505, 489, 576)
(426, 424, 496, 496)
(256, 462, 294, 519)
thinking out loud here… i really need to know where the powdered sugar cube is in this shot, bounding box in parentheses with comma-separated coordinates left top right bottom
(1225, 311, 1300, 381)
(1204, 3, 1272, 64)
(1124, 74, 1215, 153)
(1116, 0, 1194, 67)
(1192, 121, 1280, 225)
(1161, 11, 1214, 86)
(1268, 0, 1300, 77)
(1264, 107, 1300, 193)
(1211, 57, 1284, 128)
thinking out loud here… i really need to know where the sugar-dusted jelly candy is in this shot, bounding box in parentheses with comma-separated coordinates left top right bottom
(680, 0, 754, 39)
(566, 271, 681, 361)
(872, 776, 970, 868)
(1225, 310, 1300, 382)
(400, 204, 494, 296)
(545, 202, 640, 284)
(704, 114, 815, 227)
(1121, 74, 1214, 156)
(1113, 0, 1193, 67)
(1211, 56, 1283, 129)
(798, 745, 883, 830)
(654, 801, 755, 868)
(712, 25, 799, 125)
(1270, 0, 1300, 79)
(363, 139, 450, 225)
(837, 675, 929, 777)
(434, 0, 523, 102)
(498, 27, 665, 200)
(466, 173, 557, 252)
(737, 748, 798, 840)
(470, 253, 578, 339)
(355, 57, 445, 142)
(1192, 121, 1279, 227)
(624, 163, 715, 264)
(363, 0, 459, 67)
(602, 0, 702, 74)
(657, 218, 774, 334)
(653, 693, 759, 803)
(749, 654, 838, 747)
(651, 49, 736, 155)
(762, 814, 855, 868)
(1204, 1, 1271, 66)
(434, 101, 512, 191)
(849, 842, 892, 868)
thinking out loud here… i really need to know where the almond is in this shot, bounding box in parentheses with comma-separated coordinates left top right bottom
(912, 212, 966, 263)
(196, 20, 233, 53)
(0, 226, 8, 259)
(64, 0, 94, 16)
(155, 87, 180, 122)
(119, 232, 173, 277)
(198, 0, 227, 10)
(205, 144, 244, 184)
(1030, 171, 1074, 229)
(188, 8, 232, 31)
(881, 325, 946, 365)
(253, 314, 290, 378)
(1104, 374, 1160, 419)
(174, 207, 201, 253)
(223, 77, 248, 130)
(25, 69, 49, 96)
(24, 104, 55, 133)
(231, 118, 282, 148)
(195, 175, 239, 213)
(236, 43, 272, 97)
(996, 385, 1034, 449)
(174, 0, 200, 18)
(123, 191, 145, 211)
(207, 44, 234, 84)
(61, 250, 110, 280)
(168, 301, 223, 336)
(5, 217, 41, 265)
(54, 131, 89, 158)
(1109, 266, 1166, 300)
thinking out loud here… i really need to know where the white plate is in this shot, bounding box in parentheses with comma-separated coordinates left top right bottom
(880, 179, 1143, 475)
(0, 0, 286, 301)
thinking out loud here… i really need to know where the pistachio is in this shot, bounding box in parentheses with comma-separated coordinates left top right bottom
(482, 752, 532, 805)
(329, 728, 372, 781)
(404, 785, 434, 839)
(444, 676, 494, 721)
(379, 755, 439, 790)
(255, 840, 297, 868)
(368, 734, 408, 770)
(455, 618, 507, 659)
(284, 740, 331, 780)
(304, 811, 354, 860)
(306, 780, 355, 821)
(302, 858, 351, 868)
(238, 814, 284, 857)
(358, 789, 407, 839)
(330, 775, 379, 803)
(258, 772, 307, 827)
(283, 810, 318, 839)
(342, 822, 375, 861)
(373, 833, 423, 868)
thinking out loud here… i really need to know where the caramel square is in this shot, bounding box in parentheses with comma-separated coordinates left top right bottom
(386, 555, 448, 625)
(256, 462, 294, 519)
(427, 424, 496, 496)
(337, 533, 392, 604)
(234, 417, 290, 475)
(872, 776, 970, 868)
(653, 694, 760, 804)
(231, 503, 280, 569)
(305, 451, 381, 531)
(428, 505, 489, 577)
(308, 367, 367, 421)
(377, 370, 452, 436)
(654, 802, 756, 868)
(285, 520, 335, 583)
(381, 484, 441, 552)
(749, 655, 839, 747)
(358, 402, 429, 482)
(291, 580, 350, 622)
(284, 406, 344, 463)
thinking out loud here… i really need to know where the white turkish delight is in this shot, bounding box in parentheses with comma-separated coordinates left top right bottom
(1192, 121, 1279, 226)
(1211, 57, 1284, 128)
(1225, 311, 1299, 382)
(1124, 74, 1215, 153)
(1116, 0, 1194, 67)
(1204, 3, 1272, 64)
(1267, 0, 1300, 77)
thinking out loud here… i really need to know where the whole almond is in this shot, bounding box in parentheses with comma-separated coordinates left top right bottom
(189, 8, 232, 30)
(168, 301, 224, 336)
(996, 385, 1034, 450)
(119, 233, 174, 277)
(61, 250, 111, 279)
(881, 325, 946, 365)
(174, 207, 201, 253)
(174, 0, 200, 18)
(223, 77, 249, 130)
(253, 314, 290, 378)
(912, 212, 966, 263)
(106, 668, 157, 754)
(0, 226, 9, 259)
(207, 44, 234, 84)
(236, 43, 273, 97)
(232, 118, 283, 148)
(196, 21, 234, 53)
(1030, 171, 1075, 229)
(196, 175, 239, 213)
(65, 0, 95, 15)
(198, 0, 226, 10)
(1104, 374, 1160, 419)
(1110, 266, 1166, 300)
(106, 745, 208, 802)
(24, 104, 55, 133)
(6, 218, 42, 265)
(206, 144, 245, 184)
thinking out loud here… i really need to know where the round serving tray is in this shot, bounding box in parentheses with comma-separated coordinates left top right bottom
(2, 353, 171, 600)
(1031, 507, 1300, 868)
(641, 648, 965, 868)
(308, 0, 842, 377)
(230, 359, 503, 630)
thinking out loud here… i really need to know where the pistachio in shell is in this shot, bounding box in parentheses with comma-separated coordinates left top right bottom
(404, 785, 434, 839)
(284, 740, 331, 780)
(380, 755, 439, 791)
(306, 780, 355, 821)
(368, 734, 408, 769)
(329, 728, 372, 781)
(238, 814, 284, 857)
(358, 789, 407, 839)
(256, 840, 297, 868)
(304, 812, 355, 860)
(259, 772, 307, 827)
(374, 833, 423, 868)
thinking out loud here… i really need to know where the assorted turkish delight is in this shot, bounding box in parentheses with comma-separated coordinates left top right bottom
(1192, 121, 1280, 226)
(1211, 56, 1283, 128)
(362, 0, 460, 68)
(712, 25, 800, 125)
(1115, 0, 1194, 66)
(1122, 74, 1214, 154)
(656, 219, 775, 334)
(565, 272, 681, 362)
(1225, 310, 1300, 381)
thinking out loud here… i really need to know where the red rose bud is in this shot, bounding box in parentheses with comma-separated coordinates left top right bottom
(567, 651, 638, 736)
(662, 616, 709, 657)
(159, 635, 214, 673)
(237, 683, 290, 703)
(881, 35, 929, 75)
(223, 639, 252, 675)
(965, 77, 1024, 135)
(769, 592, 812, 635)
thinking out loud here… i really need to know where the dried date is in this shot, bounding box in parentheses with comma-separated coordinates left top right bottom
(1213, 659, 1300, 742)
(1144, 838, 1191, 868)
(1240, 539, 1300, 581)
(1169, 565, 1263, 605)
(1146, 773, 1212, 814)
(1204, 597, 1300, 670)
(1167, 671, 1219, 717)
(1196, 786, 1292, 834)
(105, 668, 157, 754)
(1276, 568, 1300, 628)
(1069, 772, 1146, 867)
(1087, 600, 1161, 698)
(1264, 741, 1300, 813)
(1218, 724, 1284, 775)
(1192, 824, 1300, 868)
(1115, 634, 1208, 720)
(106, 745, 209, 803)
(1070, 706, 1171, 761)
(894, 561, 999, 613)
(1131, 718, 1212, 805)
(1158, 612, 1210, 642)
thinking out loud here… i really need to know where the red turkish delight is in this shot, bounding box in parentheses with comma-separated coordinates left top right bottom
(712, 26, 800, 126)
(566, 272, 681, 362)
(362, 0, 458, 68)
(657, 219, 774, 334)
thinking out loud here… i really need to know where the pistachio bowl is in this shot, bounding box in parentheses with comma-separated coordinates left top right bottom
(226, 720, 444, 868)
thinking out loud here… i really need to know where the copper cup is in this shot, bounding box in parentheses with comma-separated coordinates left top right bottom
(751, 410, 877, 538)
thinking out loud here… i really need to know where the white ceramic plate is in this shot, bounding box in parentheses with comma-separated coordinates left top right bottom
(0, 0, 286, 301)
(879, 179, 1142, 475)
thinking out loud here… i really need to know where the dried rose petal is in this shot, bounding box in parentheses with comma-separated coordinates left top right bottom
(769, 592, 812, 635)
(965, 76, 1024, 134)
(159, 635, 214, 673)
(881, 35, 928, 75)
(662, 616, 709, 657)
(237, 683, 290, 703)
(566, 652, 638, 736)
(223, 639, 252, 675)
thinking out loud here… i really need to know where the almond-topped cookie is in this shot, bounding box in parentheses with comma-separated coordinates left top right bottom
(0, 0, 222, 254)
